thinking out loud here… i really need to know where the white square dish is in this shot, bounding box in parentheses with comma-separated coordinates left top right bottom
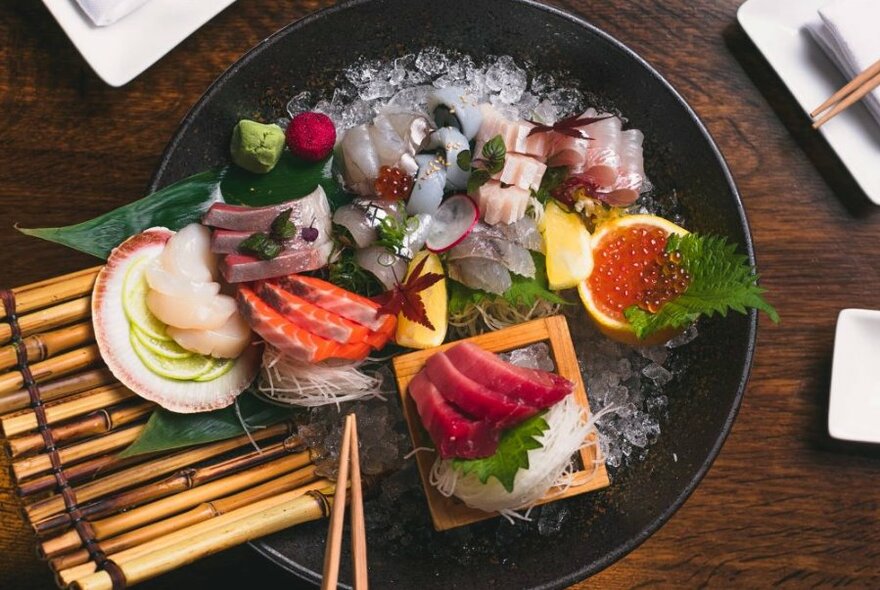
(738, 0, 880, 205)
(828, 309, 880, 444)
(42, 0, 236, 87)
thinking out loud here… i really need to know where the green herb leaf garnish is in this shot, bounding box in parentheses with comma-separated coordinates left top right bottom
(270, 208, 296, 239)
(452, 412, 549, 492)
(238, 232, 281, 260)
(623, 233, 779, 339)
(531, 166, 569, 204)
(467, 169, 491, 194)
(457, 149, 472, 171)
(481, 135, 507, 174)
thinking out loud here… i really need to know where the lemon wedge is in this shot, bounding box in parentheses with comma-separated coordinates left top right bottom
(395, 251, 447, 349)
(540, 201, 594, 290)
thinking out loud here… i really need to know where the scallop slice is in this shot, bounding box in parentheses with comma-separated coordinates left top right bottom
(167, 313, 252, 359)
(159, 223, 217, 282)
(144, 260, 220, 298)
(146, 290, 236, 331)
(92, 227, 260, 413)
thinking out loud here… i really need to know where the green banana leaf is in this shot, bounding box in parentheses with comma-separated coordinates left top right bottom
(119, 392, 301, 458)
(18, 153, 348, 260)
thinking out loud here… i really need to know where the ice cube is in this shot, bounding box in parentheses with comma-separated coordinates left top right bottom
(286, 90, 312, 118)
(642, 363, 673, 386)
(666, 324, 699, 348)
(415, 47, 449, 76)
(485, 55, 527, 104)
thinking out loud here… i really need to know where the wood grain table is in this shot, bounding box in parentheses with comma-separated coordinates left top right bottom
(1, 1, 878, 588)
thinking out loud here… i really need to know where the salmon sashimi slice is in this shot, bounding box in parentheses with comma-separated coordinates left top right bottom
(409, 371, 499, 459)
(276, 275, 392, 332)
(490, 153, 547, 192)
(445, 342, 573, 409)
(237, 286, 370, 363)
(256, 281, 372, 345)
(425, 351, 538, 429)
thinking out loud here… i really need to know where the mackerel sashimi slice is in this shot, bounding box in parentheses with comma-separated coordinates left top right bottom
(277, 275, 393, 333)
(445, 342, 573, 408)
(92, 228, 260, 413)
(408, 371, 499, 459)
(424, 351, 538, 429)
(237, 286, 370, 363)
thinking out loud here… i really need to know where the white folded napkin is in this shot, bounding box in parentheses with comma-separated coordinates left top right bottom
(75, 0, 153, 26)
(807, 0, 880, 126)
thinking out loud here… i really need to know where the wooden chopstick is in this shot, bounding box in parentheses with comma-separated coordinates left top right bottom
(321, 414, 353, 590)
(321, 413, 368, 590)
(811, 57, 880, 128)
(348, 416, 368, 590)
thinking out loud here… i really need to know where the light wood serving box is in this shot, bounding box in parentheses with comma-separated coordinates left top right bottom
(392, 315, 610, 531)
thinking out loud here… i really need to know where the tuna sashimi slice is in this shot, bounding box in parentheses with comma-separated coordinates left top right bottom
(445, 342, 573, 409)
(237, 287, 369, 363)
(257, 281, 386, 348)
(220, 241, 333, 283)
(276, 275, 392, 332)
(202, 186, 331, 232)
(409, 371, 499, 459)
(425, 351, 538, 428)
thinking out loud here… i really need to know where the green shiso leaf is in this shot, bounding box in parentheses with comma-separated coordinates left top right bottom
(18, 152, 348, 260)
(119, 392, 300, 458)
(17, 169, 225, 259)
(451, 412, 549, 493)
(623, 233, 780, 340)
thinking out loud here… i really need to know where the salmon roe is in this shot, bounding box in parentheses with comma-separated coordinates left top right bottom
(588, 225, 691, 319)
(374, 166, 414, 200)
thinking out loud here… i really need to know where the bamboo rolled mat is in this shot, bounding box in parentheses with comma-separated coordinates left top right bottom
(0, 267, 333, 590)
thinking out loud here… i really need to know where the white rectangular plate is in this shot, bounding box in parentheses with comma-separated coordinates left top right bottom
(43, 0, 236, 87)
(738, 0, 880, 204)
(828, 309, 880, 444)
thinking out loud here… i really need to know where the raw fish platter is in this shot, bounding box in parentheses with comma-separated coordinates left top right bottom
(1, 47, 777, 588)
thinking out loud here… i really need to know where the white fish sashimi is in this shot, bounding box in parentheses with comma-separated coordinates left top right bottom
(167, 313, 252, 359)
(472, 181, 530, 225)
(339, 124, 380, 196)
(447, 257, 512, 295)
(613, 128, 647, 192)
(146, 290, 237, 330)
(492, 153, 547, 192)
(476, 104, 550, 159)
(159, 223, 217, 282)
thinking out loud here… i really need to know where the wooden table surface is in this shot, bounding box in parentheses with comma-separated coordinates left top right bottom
(2, 0, 878, 588)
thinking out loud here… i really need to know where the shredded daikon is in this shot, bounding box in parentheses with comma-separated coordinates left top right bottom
(448, 298, 560, 339)
(430, 397, 617, 522)
(257, 345, 384, 408)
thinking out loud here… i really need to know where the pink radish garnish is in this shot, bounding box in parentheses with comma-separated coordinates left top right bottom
(425, 194, 479, 253)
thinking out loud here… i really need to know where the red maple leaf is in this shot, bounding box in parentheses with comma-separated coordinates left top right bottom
(526, 113, 613, 140)
(374, 255, 444, 330)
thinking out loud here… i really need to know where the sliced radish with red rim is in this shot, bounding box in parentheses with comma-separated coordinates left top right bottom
(425, 194, 479, 253)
